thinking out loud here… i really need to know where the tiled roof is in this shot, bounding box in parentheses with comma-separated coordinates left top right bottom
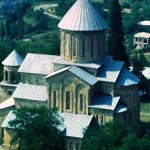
(0, 97, 14, 110)
(2, 50, 23, 66)
(61, 113, 93, 138)
(0, 81, 18, 87)
(12, 83, 47, 101)
(134, 32, 150, 38)
(46, 66, 98, 85)
(53, 57, 109, 69)
(116, 68, 140, 86)
(58, 0, 108, 31)
(18, 53, 60, 75)
(2, 111, 93, 139)
(97, 60, 124, 82)
(89, 95, 120, 110)
(1, 110, 15, 128)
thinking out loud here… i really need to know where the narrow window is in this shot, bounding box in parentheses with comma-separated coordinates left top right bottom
(66, 91, 70, 110)
(53, 91, 57, 107)
(91, 37, 94, 57)
(101, 115, 104, 124)
(82, 37, 85, 57)
(65, 35, 69, 56)
(5, 71, 8, 81)
(80, 94, 84, 111)
(73, 38, 77, 57)
(144, 39, 147, 43)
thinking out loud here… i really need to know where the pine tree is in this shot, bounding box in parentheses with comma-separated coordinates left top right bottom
(107, 0, 129, 65)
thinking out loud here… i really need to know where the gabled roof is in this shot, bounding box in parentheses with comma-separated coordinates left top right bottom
(61, 113, 93, 138)
(97, 60, 124, 82)
(2, 50, 23, 66)
(0, 97, 14, 110)
(18, 53, 60, 75)
(46, 66, 98, 85)
(12, 83, 47, 102)
(89, 95, 120, 110)
(116, 68, 140, 86)
(58, 0, 108, 31)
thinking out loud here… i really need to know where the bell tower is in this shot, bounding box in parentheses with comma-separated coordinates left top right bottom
(58, 0, 108, 63)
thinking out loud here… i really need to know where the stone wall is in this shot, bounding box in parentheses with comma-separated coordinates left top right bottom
(14, 98, 46, 108)
(89, 108, 113, 125)
(20, 73, 46, 85)
(114, 84, 140, 126)
(60, 30, 106, 63)
(46, 71, 93, 115)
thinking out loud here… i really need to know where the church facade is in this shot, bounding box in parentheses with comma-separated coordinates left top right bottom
(1, 0, 140, 149)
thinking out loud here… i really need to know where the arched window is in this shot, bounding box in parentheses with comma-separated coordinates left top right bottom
(82, 37, 85, 57)
(91, 37, 94, 57)
(66, 91, 70, 110)
(80, 94, 84, 112)
(76, 143, 79, 150)
(73, 37, 78, 57)
(53, 91, 57, 107)
(5, 71, 8, 81)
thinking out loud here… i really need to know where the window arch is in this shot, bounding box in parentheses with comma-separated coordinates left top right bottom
(80, 94, 84, 112)
(66, 91, 70, 110)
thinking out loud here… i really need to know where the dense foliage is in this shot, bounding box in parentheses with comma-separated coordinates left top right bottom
(9, 106, 65, 150)
(81, 120, 150, 150)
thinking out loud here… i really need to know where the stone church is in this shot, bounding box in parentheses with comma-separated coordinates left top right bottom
(1, 0, 140, 149)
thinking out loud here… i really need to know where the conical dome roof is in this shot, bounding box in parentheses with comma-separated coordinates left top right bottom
(58, 0, 108, 31)
(2, 50, 23, 67)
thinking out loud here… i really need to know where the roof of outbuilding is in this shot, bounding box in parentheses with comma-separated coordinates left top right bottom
(58, 0, 108, 31)
(89, 95, 120, 110)
(2, 50, 23, 67)
(116, 68, 140, 86)
(138, 20, 150, 26)
(142, 67, 150, 79)
(18, 53, 60, 75)
(46, 66, 98, 85)
(12, 83, 47, 101)
(134, 32, 150, 38)
(97, 60, 124, 82)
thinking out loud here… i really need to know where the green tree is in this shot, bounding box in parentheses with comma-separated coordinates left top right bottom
(81, 120, 130, 150)
(9, 106, 65, 150)
(107, 0, 129, 65)
(131, 49, 148, 92)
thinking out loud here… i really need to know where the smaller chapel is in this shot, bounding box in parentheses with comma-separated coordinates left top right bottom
(0, 0, 140, 149)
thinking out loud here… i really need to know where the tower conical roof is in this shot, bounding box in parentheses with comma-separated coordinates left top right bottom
(2, 50, 23, 66)
(58, 0, 108, 31)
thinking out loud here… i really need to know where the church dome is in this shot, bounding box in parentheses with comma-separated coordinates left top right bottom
(58, 0, 108, 31)
(2, 50, 23, 67)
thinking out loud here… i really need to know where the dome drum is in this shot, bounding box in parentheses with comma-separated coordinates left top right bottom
(60, 30, 106, 63)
